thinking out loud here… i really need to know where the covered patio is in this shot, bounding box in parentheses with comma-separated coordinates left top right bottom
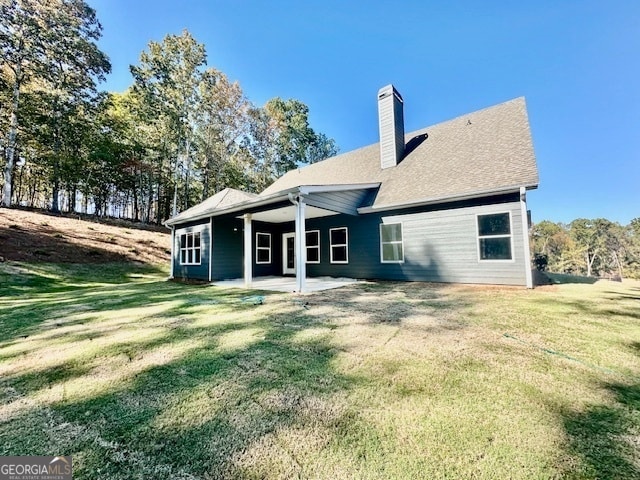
(167, 183, 379, 292)
(213, 275, 363, 293)
(237, 184, 378, 293)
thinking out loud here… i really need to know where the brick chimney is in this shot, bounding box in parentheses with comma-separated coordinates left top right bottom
(378, 84, 405, 169)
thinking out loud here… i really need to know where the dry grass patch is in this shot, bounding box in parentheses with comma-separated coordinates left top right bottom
(1, 263, 639, 479)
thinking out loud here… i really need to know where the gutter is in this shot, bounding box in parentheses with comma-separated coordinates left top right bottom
(298, 183, 380, 195)
(357, 183, 538, 214)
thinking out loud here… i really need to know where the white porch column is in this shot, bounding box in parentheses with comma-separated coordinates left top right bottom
(294, 196, 307, 293)
(520, 187, 533, 289)
(244, 213, 252, 288)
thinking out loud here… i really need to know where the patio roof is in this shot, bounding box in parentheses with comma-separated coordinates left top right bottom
(165, 183, 380, 226)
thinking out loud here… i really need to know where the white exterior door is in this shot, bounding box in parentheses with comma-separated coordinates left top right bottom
(282, 233, 295, 275)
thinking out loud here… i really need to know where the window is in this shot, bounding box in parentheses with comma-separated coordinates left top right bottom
(477, 212, 513, 260)
(380, 223, 404, 262)
(306, 230, 320, 264)
(256, 232, 271, 264)
(330, 227, 348, 263)
(179, 231, 201, 265)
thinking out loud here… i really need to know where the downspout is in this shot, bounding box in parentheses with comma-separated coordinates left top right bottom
(208, 216, 213, 282)
(288, 193, 307, 293)
(520, 187, 533, 288)
(169, 226, 175, 279)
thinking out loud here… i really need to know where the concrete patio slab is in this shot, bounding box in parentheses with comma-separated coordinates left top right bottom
(212, 276, 362, 293)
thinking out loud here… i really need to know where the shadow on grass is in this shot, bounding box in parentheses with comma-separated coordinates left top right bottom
(532, 285, 640, 324)
(563, 382, 640, 480)
(605, 291, 640, 301)
(299, 280, 470, 327)
(0, 261, 166, 297)
(0, 288, 359, 478)
(0, 262, 171, 348)
(0, 272, 471, 478)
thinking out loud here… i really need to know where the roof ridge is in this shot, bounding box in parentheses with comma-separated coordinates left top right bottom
(291, 97, 526, 174)
(216, 187, 232, 208)
(408, 96, 526, 136)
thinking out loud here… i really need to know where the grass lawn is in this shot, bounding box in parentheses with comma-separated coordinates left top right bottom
(1, 263, 639, 479)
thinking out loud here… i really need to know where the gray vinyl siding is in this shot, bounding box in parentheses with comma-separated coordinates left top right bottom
(210, 217, 243, 280)
(252, 221, 285, 277)
(174, 194, 528, 286)
(209, 218, 285, 280)
(305, 199, 527, 286)
(173, 220, 210, 280)
(379, 202, 526, 285)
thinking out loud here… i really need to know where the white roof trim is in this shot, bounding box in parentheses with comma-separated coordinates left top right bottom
(358, 184, 537, 214)
(298, 183, 380, 195)
(165, 183, 380, 227)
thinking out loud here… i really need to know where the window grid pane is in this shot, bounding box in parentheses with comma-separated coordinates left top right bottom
(306, 231, 319, 246)
(256, 233, 271, 264)
(381, 223, 404, 262)
(381, 224, 402, 243)
(478, 213, 510, 236)
(331, 228, 347, 245)
(331, 246, 347, 263)
(179, 232, 202, 265)
(330, 228, 348, 263)
(479, 237, 512, 260)
(306, 248, 319, 263)
(257, 233, 271, 248)
(306, 231, 320, 264)
(382, 243, 403, 262)
(477, 213, 512, 260)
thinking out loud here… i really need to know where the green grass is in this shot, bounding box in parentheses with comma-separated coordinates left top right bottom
(1, 263, 639, 479)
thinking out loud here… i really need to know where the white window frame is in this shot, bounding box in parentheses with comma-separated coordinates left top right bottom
(380, 222, 404, 263)
(179, 231, 202, 266)
(255, 232, 271, 264)
(306, 230, 320, 264)
(476, 211, 514, 262)
(329, 227, 349, 264)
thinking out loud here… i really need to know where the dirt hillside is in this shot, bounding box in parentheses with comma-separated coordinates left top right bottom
(0, 208, 171, 264)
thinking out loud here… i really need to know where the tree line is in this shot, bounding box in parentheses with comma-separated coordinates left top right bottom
(530, 218, 640, 280)
(0, 0, 338, 223)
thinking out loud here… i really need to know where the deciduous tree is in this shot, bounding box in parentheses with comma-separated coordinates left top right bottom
(130, 30, 205, 218)
(0, 0, 110, 209)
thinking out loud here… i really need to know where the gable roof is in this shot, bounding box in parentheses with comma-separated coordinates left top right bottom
(261, 97, 538, 210)
(168, 187, 257, 225)
(166, 97, 539, 227)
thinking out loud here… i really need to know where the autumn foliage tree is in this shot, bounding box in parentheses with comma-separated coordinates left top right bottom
(1, 15, 337, 222)
(530, 218, 640, 279)
(0, 0, 110, 210)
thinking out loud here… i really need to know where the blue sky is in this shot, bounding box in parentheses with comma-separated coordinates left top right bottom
(89, 0, 639, 225)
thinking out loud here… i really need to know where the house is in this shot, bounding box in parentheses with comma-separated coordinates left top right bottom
(165, 85, 539, 291)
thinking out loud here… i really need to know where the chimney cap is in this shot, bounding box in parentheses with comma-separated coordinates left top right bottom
(378, 84, 403, 102)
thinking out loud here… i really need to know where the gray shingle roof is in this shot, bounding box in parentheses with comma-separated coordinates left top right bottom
(261, 97, 538, 209)
(168, 187, 257, 224)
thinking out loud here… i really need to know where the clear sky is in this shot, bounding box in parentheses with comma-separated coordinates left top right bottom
(88, 0, 639, 225)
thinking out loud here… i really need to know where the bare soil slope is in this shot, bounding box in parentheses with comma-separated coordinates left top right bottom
(0, 208, 170, 264)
